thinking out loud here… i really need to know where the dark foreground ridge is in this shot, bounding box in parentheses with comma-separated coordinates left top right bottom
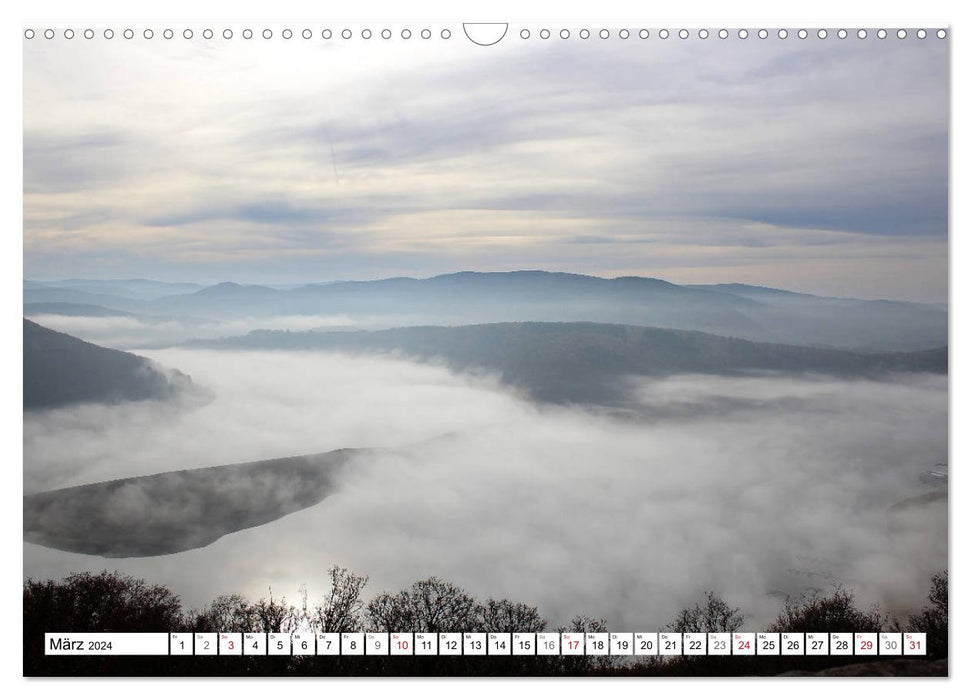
(23, 318, 192, 410)
(191, 322, 947, 405)
(24, 449, 363, 557)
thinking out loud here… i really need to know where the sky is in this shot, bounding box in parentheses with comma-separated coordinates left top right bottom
(23, 27, 949, 302)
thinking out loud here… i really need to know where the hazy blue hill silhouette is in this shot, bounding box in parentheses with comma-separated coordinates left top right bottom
(23, 318, 192, 410)
(688, 283, 815, 299)
(25, 271, 947, 351)
(22, 285, 145, 312)
(25, 278, 203, 300)
(24, 302, 136, 318)
(189, 281, 280, 298)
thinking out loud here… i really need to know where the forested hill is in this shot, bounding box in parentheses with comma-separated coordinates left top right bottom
(24, 449, 361, 557)
(24, 318, 192, 410)
(192, 322, 947, 404)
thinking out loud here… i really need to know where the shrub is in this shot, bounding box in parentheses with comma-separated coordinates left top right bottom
(908, 570, 947, 659)
(769, 586, 884, 633)
(666, 591, 744, 633)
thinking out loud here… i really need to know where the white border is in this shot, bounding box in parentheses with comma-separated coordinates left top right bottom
(3, 1, 963, 698)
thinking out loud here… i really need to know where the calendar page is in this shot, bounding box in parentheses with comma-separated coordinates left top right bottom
(22, 18, 949, 678)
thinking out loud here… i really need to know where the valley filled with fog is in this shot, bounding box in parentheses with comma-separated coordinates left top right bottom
(23, 337, 947, 631)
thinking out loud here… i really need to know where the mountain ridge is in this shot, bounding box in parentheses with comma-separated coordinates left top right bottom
(188, 321, 947, 405)
(23, 319, 193, 410)
(24, 448, 361, 557)
(24, 271, 947, 352)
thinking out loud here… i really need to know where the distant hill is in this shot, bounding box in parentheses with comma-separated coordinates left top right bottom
(23, 449, 362, 557)
(23, 285, 147, 312)
(24, 271, 947, 351)
(141, 271, 760, 337)
(686, 282, 947, 350)
(191, 322, 947, 405)
(687, 283, 818, 300)
(23, 319, 192, 410)
(25, 278, 203, 300)
(24, 302, 212, 328)
(23, 302, 136, 318)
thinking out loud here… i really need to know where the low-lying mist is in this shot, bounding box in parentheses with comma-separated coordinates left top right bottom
(24, 313, 416, 350)
(23, 348, 947, 631)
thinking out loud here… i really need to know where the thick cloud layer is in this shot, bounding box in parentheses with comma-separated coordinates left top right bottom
(23, 349, 947, 631)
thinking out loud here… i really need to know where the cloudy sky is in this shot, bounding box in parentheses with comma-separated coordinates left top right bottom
(23, 28, 949, 301)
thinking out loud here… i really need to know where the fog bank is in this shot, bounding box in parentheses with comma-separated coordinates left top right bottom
(23, 349, 947, 630)
(24, 312, 411, 350)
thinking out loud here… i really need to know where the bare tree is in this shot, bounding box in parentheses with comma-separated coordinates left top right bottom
(252, 590, 299, 632)
(191, 594, 256, 632)
(478, 598, 546, 633)
(907, 570, 947, 658)
(311, 566, 369, 633)
(23, 570, 183, 633)
(367, 591, 414, 633)
(666, 591, 744, 633)
(560, 614, 608, 634)
(769, 585, 884, 634)
(367, 577, 479, 633)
